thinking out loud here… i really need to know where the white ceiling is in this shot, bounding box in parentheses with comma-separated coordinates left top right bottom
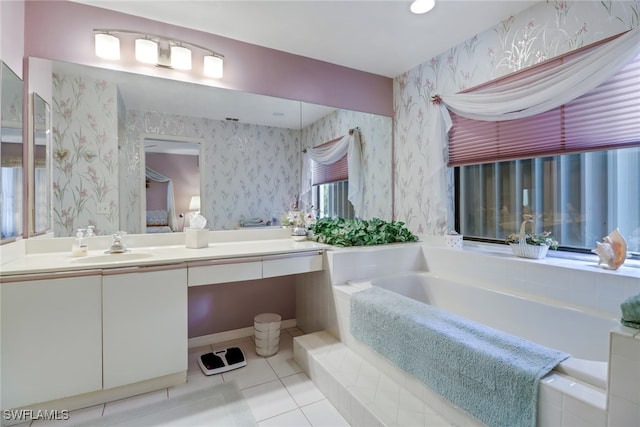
(75, 0, 541, 78)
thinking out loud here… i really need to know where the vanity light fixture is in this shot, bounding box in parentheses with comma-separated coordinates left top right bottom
(410, 0, 436, 14)
(94, 29, 224, 78)
(94, 33, 121, 60)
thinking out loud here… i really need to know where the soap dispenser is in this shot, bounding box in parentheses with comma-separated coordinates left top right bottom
(72, 229, 88, 257)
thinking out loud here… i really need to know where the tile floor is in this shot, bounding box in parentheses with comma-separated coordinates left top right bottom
(25, 327, 349, 427)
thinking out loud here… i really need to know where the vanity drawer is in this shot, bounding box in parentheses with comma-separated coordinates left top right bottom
(188, 258, 262, 286)
(262, 252, 323, 278)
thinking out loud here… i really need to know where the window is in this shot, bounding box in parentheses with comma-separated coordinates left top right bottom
(310, 136, 355, 219)
(313, 180, 355, 219)
(451, 31, 640, 255)
(456, 147, 640, 254)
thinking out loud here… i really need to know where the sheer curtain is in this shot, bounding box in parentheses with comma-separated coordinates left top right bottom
(301, 130, 363, 218)
(145, 167, 178, 231)
(1, 167, 23, 238)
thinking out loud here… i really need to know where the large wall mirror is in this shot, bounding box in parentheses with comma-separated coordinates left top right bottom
(1, 62, 24, 242)
(34, 59, 392, 237)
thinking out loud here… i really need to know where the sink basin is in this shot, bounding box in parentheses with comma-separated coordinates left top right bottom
(71, 252, 155, 264)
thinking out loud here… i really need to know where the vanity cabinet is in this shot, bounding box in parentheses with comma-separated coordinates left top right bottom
(1, 272, 102, 409)
(0, 244, 324, 410)
(102, 264, 188, 389)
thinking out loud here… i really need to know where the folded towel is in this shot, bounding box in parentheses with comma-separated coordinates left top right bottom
(621, 293, 640, 329)
(351, 287, 570, 427)
(239, 218, 266, 227)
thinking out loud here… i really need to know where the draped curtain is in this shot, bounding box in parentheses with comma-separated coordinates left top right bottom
(145, 166, 178, 231)
(434, 27, 640, 156)
(301, 130, 363, 218)
(1, 167, 23, 237)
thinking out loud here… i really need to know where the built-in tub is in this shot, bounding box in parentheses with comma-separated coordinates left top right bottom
(361, 271, 618, 389)
(339, 270, 621, 426)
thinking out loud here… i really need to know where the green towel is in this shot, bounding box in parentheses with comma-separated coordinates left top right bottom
(620, 293, 640, 329)
(351, 287, 569, 427)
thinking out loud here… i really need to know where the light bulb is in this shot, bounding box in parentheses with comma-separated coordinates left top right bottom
(204, 55, 224, 78)
(135, 38, 159, 64)
(171, 45, 192, 70)
(95, 33, 120, 60)
(410, 0, 435, 14)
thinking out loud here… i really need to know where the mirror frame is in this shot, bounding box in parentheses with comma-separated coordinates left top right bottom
(29, 93, 52, 236)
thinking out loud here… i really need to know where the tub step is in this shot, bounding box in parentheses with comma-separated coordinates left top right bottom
(293, 331, 458, 427)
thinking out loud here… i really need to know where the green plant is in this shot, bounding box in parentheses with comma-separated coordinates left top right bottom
(505, 231, 559, 250)
(309, 217, 418, 247)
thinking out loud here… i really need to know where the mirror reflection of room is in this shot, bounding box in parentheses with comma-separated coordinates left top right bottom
(144, 138, 200, 233)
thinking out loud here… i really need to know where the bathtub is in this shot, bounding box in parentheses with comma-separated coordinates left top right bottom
(337, 270, 621, 426)
(365, 271, 618, 388)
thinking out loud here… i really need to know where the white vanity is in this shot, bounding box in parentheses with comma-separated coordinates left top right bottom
(0, 229, 326, 413)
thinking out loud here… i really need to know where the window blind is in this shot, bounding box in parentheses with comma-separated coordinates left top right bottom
(448, 34, 640, 167)
(311, 137, 348, 185)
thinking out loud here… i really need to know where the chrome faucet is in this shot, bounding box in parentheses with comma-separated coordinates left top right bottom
(105, 231, 128, 254)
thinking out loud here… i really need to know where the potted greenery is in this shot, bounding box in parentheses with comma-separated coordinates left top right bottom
(309, 217, 417, 247)
(506, 215, 558, 259)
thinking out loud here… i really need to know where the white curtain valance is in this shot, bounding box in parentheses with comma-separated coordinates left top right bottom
(145, 166, 178, 231)
(437, 26, 640, 123)
(301, 130, 364, 218)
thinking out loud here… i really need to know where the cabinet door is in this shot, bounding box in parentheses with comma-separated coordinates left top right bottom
(2, 274, 102, 409)
(102, 266, 187, 389)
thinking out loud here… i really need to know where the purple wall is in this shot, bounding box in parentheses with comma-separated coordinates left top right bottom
(188, 277, 296, 338)
(23, 1, 392, 116)
(1, 0, 25, 76)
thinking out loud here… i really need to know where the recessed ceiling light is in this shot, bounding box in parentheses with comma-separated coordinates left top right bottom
(410, 0, 435, 14)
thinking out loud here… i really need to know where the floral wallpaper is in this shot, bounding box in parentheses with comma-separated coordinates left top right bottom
(52, 67, 119, 237)
(393, 0, 639, 235)
(121, 111, 301, 232)
(301, 109, 393, 220)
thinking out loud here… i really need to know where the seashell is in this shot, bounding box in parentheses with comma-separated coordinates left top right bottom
(591, 228, 627, 270)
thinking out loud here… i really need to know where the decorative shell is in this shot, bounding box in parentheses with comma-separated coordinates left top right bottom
(592, 228, 627, 270)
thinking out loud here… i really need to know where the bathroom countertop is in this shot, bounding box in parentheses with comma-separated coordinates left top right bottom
(0, 238, 329, 277)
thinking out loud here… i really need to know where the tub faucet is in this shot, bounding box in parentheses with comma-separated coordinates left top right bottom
(105, 231, 128, 254)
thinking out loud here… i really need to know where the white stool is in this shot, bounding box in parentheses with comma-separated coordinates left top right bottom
(254, 313, 281, 357)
